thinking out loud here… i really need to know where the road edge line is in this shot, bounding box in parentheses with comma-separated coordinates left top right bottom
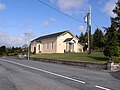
(95, 85, 111, 90)
(0, 59, 86, 84)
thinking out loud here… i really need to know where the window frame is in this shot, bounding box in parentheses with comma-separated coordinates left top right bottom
(51, 42, 54, 49)
(47, 43, 49, 49)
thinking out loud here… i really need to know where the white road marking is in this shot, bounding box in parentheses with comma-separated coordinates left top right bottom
(95, 85, 111, 90)
(0, 59, 86, 84)
(0, 59, 113, 90)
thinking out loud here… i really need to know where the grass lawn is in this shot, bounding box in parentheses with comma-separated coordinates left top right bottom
(31, 52, 108, 63)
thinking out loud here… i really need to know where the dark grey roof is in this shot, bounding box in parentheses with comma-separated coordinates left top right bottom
(78, 41, 85, 46)
(31, 30, 68, 42)
(64, 38, 73, 42)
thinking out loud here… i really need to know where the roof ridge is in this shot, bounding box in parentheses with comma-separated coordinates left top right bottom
(40, 30, 68, 37)
(31, 30, 69, 42)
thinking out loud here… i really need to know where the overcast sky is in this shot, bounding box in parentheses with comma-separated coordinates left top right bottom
(0, 0, 118, 47)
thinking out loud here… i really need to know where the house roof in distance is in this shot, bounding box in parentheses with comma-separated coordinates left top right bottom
(31, 30, 68, 42)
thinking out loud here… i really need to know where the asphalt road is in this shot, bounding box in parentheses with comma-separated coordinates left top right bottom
(0, 58, 120, 90)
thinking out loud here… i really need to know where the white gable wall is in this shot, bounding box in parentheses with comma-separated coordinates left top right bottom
(72, 37, 78, 52)
(31, 42, 36, 53)
(56, 32, 77, 53)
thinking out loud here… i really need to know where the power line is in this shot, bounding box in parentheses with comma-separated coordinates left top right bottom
(93, 22, 98, 28)
(38, 0, 99, 28)
(38, 0, 84, 23)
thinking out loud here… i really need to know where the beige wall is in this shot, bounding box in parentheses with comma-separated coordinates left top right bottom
(40, 37, 57, 53)
(77, 43, 83, 52)
(31, 38, 57, 54)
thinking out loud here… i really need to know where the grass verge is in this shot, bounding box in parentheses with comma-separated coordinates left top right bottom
(31, 52, 108, 64)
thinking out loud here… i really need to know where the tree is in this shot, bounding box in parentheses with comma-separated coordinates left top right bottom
(113, 0, 120, 47)
(22, 44, 28, 55)
(0, 46, 6, 56)
(93, 28, 104, 51)
(104, 1, 120, 60)
(78, 32, 88, 51)
(14, 47, 22, 55)
(78, 32, 87, 43)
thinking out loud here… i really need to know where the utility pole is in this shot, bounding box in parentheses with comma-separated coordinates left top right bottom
(25, 32, 31, 60)
(84, 6, 92, 54)
(88, 6, 92, 54)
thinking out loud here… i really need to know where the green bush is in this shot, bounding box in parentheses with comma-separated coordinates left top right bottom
(112, 56, 120, 63)
(104, 45, 119, 57)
